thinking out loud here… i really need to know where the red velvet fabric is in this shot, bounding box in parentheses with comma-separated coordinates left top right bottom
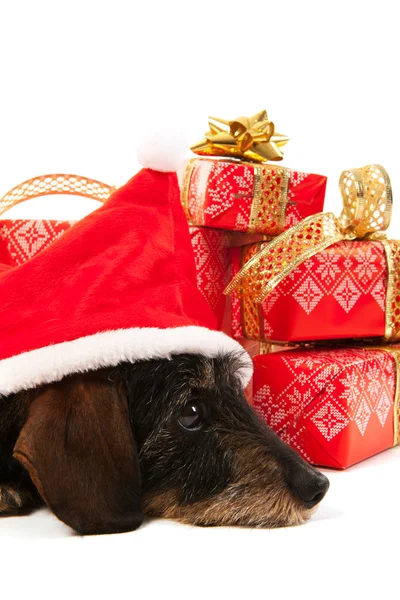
(0, 169, 218, 361)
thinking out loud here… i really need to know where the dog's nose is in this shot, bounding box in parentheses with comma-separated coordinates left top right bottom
(288, 463, 330, 508)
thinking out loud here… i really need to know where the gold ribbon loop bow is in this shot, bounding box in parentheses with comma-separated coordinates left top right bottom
(190, 110, 289, 163)
(225, 164, 399, 340)
(339, 164, 392, 237)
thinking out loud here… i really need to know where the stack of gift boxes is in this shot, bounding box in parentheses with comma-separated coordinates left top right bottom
(181, 112, 327, 345)
(182, 111, 400, 469)
(1, 111, 399, 470)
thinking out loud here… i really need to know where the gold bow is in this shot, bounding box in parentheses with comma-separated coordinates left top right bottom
(225, 164, 400, 340)
(190, 110, 289, 163)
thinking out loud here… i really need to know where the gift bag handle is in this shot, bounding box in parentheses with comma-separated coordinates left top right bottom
(0, 174, 117, 217)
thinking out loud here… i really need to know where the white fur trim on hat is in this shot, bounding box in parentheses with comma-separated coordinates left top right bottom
(0, 326, 253, 396)
(137, 129, 188, 173)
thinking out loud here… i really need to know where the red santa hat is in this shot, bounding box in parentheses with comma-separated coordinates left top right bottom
(0, 133, 253, 395)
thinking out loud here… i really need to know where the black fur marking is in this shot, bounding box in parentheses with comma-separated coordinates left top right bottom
(0, 393, 41, 503)
(117, 354, 247, 505)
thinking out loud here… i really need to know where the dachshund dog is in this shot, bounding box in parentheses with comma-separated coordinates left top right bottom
(0, 352, 329, 535)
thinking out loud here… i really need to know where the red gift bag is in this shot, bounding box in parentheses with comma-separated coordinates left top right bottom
(0, 174, 116, 266)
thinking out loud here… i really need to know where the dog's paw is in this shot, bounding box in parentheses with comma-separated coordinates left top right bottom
(0, 484, 36, 514)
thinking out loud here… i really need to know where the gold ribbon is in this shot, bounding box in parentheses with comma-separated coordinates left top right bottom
(382, 347, 400, 446)
(190, 110, 289, 163)
(0, 174, 116, 217)
(225, 164, 400, 341)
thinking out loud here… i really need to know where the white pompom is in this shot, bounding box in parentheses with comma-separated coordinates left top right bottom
(137, 129, 188, 173)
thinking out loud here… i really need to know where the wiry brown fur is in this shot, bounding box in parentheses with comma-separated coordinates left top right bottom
(143, 439, 315, 528)
(143, 487, 314, 529)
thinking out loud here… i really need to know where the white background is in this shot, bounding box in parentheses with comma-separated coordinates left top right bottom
(1, 1, 399, 598)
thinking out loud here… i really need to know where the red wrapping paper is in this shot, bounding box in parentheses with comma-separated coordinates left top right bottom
(231, 240, 388, 343)
(0, 219, 74, 266)
(0, 219, 232, 333)
(234, 339, 289, 405)
(252, 348, 397, 468)
(188, 226, 231, 333)
(182, 157, 327, 234)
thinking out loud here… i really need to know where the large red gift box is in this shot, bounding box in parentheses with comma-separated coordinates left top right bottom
(230, 239, 393, 343)
(252, 347, 399, 468)
(0, 219, 232, 333)
(181, 157, 327, 235)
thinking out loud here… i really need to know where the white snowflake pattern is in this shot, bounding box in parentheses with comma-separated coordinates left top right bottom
(333, 276, 362, 313)
(353, 245, 379, 283)
(315, 249, 341, 284)
(343, 256, 353, 270)
(340, 369, 361, 412)
(354, 397, 372, 436)
(254, 349, 396, 460)
(375, 389, 392, 427)
(370, 279, 386, 312)
(253, 384, 273, 407)
(286, 388, 313, 420)
(0, 219, 72, 265)
(310, 401, 350, 441)
(293, 277, 324, 314)
(365, 363, 383, 399)
(189, 227, 229, 322)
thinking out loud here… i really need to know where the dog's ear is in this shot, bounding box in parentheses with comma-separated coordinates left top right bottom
(13, 376, 143, 535)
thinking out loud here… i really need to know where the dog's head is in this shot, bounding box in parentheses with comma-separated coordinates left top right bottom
(12, 353, 329, 534)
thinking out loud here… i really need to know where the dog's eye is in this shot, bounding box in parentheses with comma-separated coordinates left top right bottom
(178, 402, 208, 431)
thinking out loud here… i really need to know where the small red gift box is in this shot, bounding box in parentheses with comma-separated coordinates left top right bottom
(230, 239, 397, 343)
(181, 157, 327, 235)
(252, 347, 400, 469)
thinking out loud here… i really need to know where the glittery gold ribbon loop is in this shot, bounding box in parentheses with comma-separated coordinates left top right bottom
(225, 212, 345, 302)
(225, 164, 395, 320)
(0, 174, 116, 217)
(339, 164, 392, 238)
(190, 110, 289, 163)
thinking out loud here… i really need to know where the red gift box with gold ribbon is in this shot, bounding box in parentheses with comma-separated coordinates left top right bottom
(227, 164, 400, 344)
(252, 346, 400, 469)
(182, 110, 326, 235)
(181, 157, 327, 235)
(230, 239, 394, 343)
